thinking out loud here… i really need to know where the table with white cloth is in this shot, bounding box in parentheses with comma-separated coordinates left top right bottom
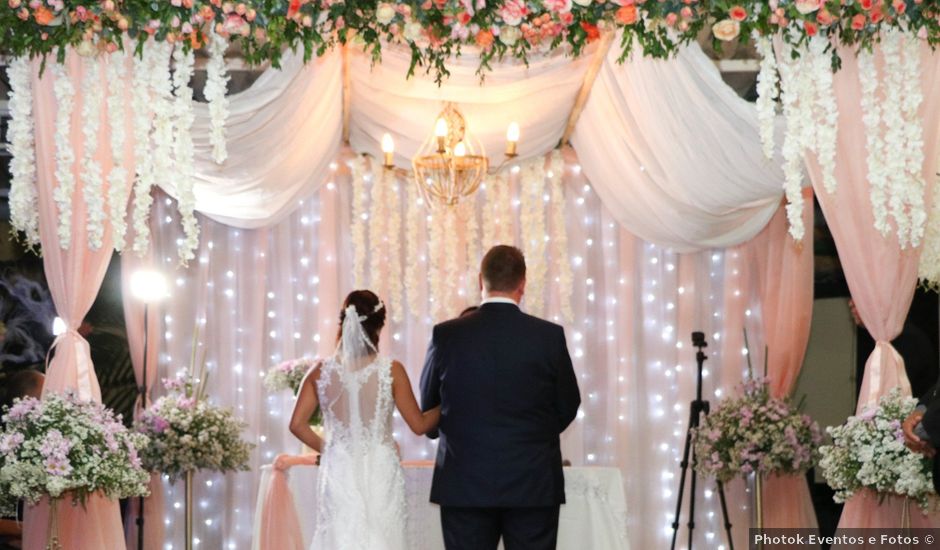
(252, 463, 629, 550)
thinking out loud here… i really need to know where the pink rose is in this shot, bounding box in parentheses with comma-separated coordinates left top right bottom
(498, 0, 527, 26)
(542, 0, 572, 14)
(221, 13, 249, 35)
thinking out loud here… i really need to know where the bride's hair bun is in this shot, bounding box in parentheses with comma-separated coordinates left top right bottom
(339, 290, 387, 347)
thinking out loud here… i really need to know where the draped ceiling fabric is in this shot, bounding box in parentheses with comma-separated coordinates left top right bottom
(160, 51, 344, 228)
(170, 37, 785, 250)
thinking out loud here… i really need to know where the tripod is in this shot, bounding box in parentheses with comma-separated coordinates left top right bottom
(669, 332, 734, 550)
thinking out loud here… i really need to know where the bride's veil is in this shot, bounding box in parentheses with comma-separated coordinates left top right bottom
(319, 299, 392, 442)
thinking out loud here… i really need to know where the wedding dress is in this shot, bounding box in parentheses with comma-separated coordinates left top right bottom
(310, 305, 408, 550)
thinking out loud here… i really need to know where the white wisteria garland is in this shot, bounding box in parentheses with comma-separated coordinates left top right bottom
(172, 47, 200, 264)
(368, 162, 387, 295)
(80, 57, 106, 250)
(810, 36, 838, 195)
(442, 206, 460, 315)
(548, 151, 572, 322)
(481, 176, 499, 250)
(106, 52, 131, 253)
(7, 56, 40, 248)
(461, 195, 481, 301)
(131, 47, 158, 255)
(350, 156, 368, 288)
(404, 172, 423, 318)
(52, 62, 77, 249)
(385, 172, 404, 323)
(427, 209, 444, 321)
(205, 28, 230, 165)
(858, 29, 927, 249)
(520, 162, 548, 316)
(754, 35, 778, 161)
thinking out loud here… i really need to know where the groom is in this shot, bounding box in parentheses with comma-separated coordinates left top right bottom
(420, 245, 581, 550)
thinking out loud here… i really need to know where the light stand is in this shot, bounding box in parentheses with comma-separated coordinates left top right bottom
(129, 269, 168, 550)
(669, 332, 734, 550)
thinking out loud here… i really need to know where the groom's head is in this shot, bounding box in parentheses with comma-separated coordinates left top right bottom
(480, 245, 526, 303)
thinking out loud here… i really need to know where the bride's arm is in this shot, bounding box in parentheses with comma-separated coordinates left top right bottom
(289, 365, 325, 453)
(391, 361, 441, 436)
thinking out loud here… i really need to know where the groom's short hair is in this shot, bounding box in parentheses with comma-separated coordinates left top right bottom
(481, 245, 526, 292)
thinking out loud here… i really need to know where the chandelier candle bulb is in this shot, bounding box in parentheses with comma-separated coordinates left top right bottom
(381, 133, 395, 168)
(506, 122, 519, 157)
(435, 118, 448, 153)
(454, 142, 467, 157)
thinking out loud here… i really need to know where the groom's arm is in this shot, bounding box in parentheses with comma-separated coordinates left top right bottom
(552, 326, 581, 433)
(419, 327, 442, 439)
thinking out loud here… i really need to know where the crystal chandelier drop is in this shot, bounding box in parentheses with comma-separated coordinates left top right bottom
(411, 103, 489, 207)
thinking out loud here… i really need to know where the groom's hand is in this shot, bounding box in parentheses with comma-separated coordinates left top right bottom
(902, 410, 935, 457)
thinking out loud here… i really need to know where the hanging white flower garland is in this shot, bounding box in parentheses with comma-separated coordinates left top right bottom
(404, 173, 423, 318)
(350, 156, 368, 288)
(858, 29, 926, 249)
(385, 172, 404, 323)
(52, 62, 77, 249)
(172, 47, 200, 264)
(107, 52, 131, 252)
(548, 151, 573, 322)
(442, 206, 460, 317)
(368, 161, 388, 295)
(80, 57, 106, 250)
(7, 57, 40, 248)
(427, 208, 444, 321)
(520, 161, 547, 316)
(754, 36, 778, 162)
(810, 36, 838, 195)
(482, 176, 499, 250)
(461, 193, 481, 301)
(131, 47, 158, 255)
(496, 171, 514, 246)
(205, 28, 230, 165)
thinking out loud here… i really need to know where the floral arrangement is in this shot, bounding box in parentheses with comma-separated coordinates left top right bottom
(265, 357, 322, 426)
(819, 388, 936, 511)
(135, 374, 253, 482)
(1, 0, 936, 83)
(0, 392, 151, 505)
(692, 377, 822, 482)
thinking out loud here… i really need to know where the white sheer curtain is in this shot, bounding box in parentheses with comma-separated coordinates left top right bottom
(140, 154, 762, 550)
(572, 41, 784, 251)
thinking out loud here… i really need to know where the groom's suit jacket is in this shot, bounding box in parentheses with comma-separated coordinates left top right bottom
(419, 302, 581, 507)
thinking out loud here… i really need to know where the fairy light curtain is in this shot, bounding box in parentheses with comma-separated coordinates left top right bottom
(138, 151, 766, 550)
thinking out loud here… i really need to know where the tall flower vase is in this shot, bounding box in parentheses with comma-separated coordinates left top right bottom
(45, 498, 61, 550)
(753, 473, 764, 550)
(185, 471, 194, 550)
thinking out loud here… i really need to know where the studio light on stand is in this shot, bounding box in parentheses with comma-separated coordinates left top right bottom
(670, 332, 734, 550)
(129, 269, 168, 550)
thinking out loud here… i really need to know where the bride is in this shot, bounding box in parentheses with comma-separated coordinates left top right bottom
(289, 290, 440, 550)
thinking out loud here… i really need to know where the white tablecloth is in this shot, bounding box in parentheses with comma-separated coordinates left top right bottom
(252, 464, 629, 550)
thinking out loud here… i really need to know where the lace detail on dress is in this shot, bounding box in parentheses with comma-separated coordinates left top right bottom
(311, 355, 407, 550)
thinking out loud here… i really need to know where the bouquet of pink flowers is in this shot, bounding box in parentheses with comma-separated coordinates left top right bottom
(692, 377, 822, 482)
(136, 374, 253, 483)
(0, 392, 150, 506)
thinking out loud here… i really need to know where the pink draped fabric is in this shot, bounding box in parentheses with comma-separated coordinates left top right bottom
(725, 189, 816, 530)
(21, 53, 133, 550)
(257, 454, 319, 550)
(121, 252, 166, 549)
(805, 44, 940, 532)
(751, 190, 817, 530)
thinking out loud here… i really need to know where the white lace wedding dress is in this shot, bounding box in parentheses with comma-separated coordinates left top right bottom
(311, 352, 408, 550)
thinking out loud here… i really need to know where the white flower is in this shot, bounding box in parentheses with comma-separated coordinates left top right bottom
(376, 2, 396, 25)
(403, 20, 423, 42)
(383, 167, 404, 323)
(368, 161, 388, 299)
(75, 40, 97, 58)
(107, 52, 131, 252)
(404, 164, 423, 318)
(131, 47, 157, 257)
(80, 57, 106, 250)
(572, 0, 591, 6)
(350, 156, 368, 288)
(52, 62, 77, 249)
(548, 151, 573, 322)
(712, 19, 740, 42)
(499, 25, 522, 45)
(519, 159, 547, 316)
(205, 28, 230, 165)
(6, 57, 40, 248)
(754, 35, 779, 161)
(172, 46, 200, 264)
(794, 0, 821, 15)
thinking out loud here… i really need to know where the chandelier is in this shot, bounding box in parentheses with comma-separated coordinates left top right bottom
(380, 103, 519, 208)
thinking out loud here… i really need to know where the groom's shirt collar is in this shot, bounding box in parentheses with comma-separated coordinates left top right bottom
(481, 297, 519, 307)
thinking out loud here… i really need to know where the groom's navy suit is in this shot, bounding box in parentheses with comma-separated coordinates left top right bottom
(420, 301, 581, 550)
